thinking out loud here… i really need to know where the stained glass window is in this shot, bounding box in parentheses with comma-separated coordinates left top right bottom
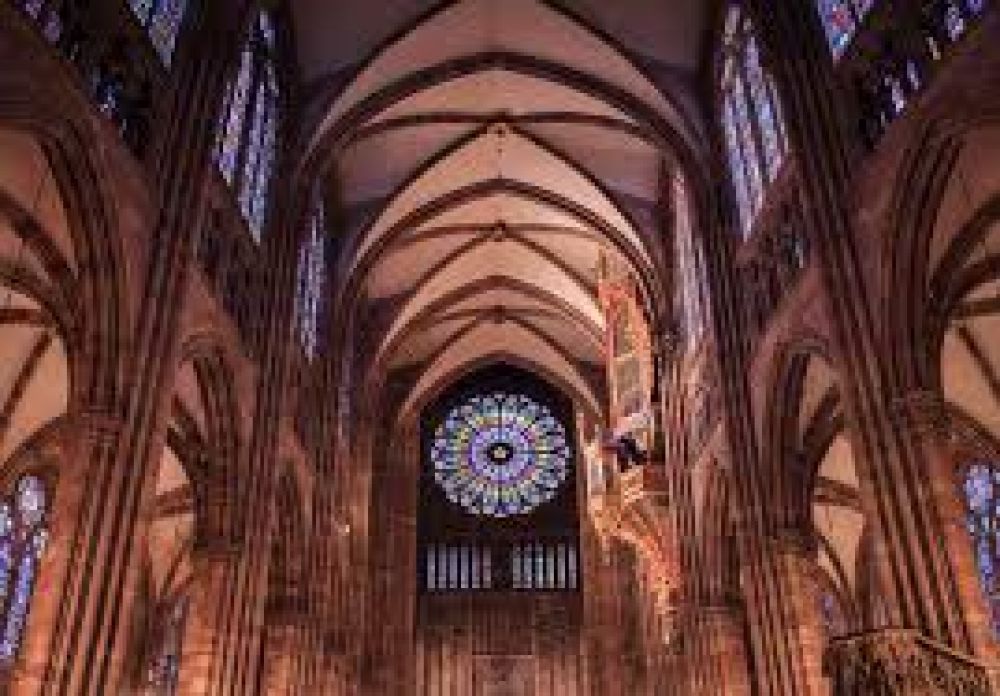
(15, 0, 64, 44)
(962, 462, 1000, 635)
(128, 0, 190, 66)
(431, 392, 571, 518)
(813, 0, 874, 58)
(295, 195, 327, 360)
(214, 12, 280, 242)
(720, 7, 789, 239)
(0, 475, 49, 663)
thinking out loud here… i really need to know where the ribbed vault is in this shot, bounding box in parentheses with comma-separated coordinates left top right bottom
(296, 0, 709, 413)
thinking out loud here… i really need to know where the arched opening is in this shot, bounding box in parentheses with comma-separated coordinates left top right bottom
(0, 127, 75, 678)
(927, 126, 1000, 639)
(416, 363, 584, 690)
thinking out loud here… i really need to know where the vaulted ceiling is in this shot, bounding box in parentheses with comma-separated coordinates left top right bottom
(292, 0, 713, 414)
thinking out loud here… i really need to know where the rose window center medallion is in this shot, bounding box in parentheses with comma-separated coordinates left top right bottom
(431, 392, 571, 518)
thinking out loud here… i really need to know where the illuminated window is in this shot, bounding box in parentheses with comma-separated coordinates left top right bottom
(295, 196, 327, 359)
(720, 8, 788, 238)
(813, 0, 873, 58)
(0, 475, 50, 663)
(431, 392, 571, 518)
(962, 462, 1000, 635)
(128, 0, 190, 65)
(214, 12, 280, 241)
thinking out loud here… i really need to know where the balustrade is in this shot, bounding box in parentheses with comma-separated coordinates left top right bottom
(825, 628, 997, 695)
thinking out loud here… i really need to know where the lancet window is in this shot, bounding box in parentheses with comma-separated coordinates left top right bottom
(0, 475, 50, 664)
(814, 0, 873, 58)
(719, 7, 788, 238)
(295, 195, 327, 360)
(214, 11, 280, 240)
(128, 0, 190, 65)
(962, 462, 1000, 635)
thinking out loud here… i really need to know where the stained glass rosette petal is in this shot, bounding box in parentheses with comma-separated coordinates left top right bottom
(432, 392, 570, 518)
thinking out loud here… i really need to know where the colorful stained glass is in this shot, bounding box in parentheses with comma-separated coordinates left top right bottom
(816, 0, 856, 56)
(962, 462, 1000, 636)
(730, 74, 763, 210)
(0, 476, 48, 664)
(216, 46, 254, 185)
(148, 0, 188, 66)
(722, 100, 752, 237)
(431, 392, 571, 518)
(814, 0, 877, 59)
(129, 0, 155, 23)
(128, 0, 189, 66)
(745, 35, 783, 180)
(215, 13, 280, 242)
(720, 8, 788, 239)
(296, 196, 327, 359)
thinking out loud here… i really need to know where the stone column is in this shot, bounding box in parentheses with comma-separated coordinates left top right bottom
(259, 612, 303, 696)
(692, 604, 752, 696)
(175, 545, 239, 695)
(14, 4, 247, 692)
(765, 530, 830, 696)
(9, 411, 121, 695)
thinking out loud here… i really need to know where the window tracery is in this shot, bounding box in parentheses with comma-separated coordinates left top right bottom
(0, 474, 49, 664)
(720, 7, 788, 238)
(431, 392, 571, 519)
(214, 11, 280, 241)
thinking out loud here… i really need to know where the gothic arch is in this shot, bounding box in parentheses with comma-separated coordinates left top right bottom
(760, 336, 842, 532)
(174, 335, 244, 548)
(0, 61, 129, 415)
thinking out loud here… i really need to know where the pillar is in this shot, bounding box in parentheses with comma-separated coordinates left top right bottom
(175, 545, 240, 695)
(10, 411, 121, 695)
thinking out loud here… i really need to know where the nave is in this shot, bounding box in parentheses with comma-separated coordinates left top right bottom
(0, 0, 999, 694)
